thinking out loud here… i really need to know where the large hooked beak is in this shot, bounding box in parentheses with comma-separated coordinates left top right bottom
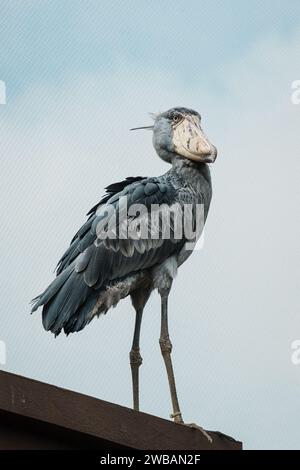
(173, 115, 217, 163)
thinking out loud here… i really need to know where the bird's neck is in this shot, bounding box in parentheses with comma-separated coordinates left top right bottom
(168, 155, 212, 222)
(170, 155, 211, 185)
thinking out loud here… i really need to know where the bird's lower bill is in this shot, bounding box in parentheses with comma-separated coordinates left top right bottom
(173, 117, 217, 163)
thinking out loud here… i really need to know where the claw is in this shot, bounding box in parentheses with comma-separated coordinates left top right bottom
(184, 423, 213, 443)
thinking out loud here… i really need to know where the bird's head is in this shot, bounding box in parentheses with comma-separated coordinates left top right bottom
(131, 107, 217, 164)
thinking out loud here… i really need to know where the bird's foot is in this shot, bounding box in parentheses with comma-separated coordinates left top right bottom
(170, 411, 212, 443)
(184, 422, 213, 443)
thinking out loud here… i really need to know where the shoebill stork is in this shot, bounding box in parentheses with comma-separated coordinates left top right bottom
(32, 107, 217, 430)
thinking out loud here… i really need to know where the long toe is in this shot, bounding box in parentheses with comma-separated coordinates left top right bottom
(184, 423, 213, 444)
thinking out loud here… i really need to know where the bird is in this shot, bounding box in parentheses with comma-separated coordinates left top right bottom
(31, 107, 217, 433)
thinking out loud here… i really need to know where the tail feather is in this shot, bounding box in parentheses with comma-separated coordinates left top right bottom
(31, 264, 74, 312)
(42, 271, 90, 333)
(31, 262, 100, 336)
(63, 293, 99, 335)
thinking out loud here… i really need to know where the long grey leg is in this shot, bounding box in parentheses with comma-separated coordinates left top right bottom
(158, 286, 213, 442)
(159, 286, 183, 424)
(130, 306, 143, 411)
(129, 287, 151, 411)
(157, 284, 213, 443)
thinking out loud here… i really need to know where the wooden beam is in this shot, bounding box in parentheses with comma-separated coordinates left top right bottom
(0, 371, 242, 450)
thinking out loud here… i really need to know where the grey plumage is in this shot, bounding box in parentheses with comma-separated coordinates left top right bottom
(32, 165, 211, 336)
(31, 106, 218, 428)
(31, 107, 215, 338)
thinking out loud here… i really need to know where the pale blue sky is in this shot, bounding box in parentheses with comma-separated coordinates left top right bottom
(1, 0, 300, 95)
(0, 1, 300, 450)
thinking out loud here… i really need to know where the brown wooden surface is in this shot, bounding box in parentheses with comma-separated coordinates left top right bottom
(0, 370, 242, 450)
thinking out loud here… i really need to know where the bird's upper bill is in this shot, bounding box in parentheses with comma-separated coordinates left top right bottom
(131, 107, 217, 164)
(169, 108, 217, 163)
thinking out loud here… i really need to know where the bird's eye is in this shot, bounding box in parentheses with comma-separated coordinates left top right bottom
(172, 114, 181, 123)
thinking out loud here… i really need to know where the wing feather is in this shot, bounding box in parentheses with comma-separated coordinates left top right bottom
(32, 174, 189, 335)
